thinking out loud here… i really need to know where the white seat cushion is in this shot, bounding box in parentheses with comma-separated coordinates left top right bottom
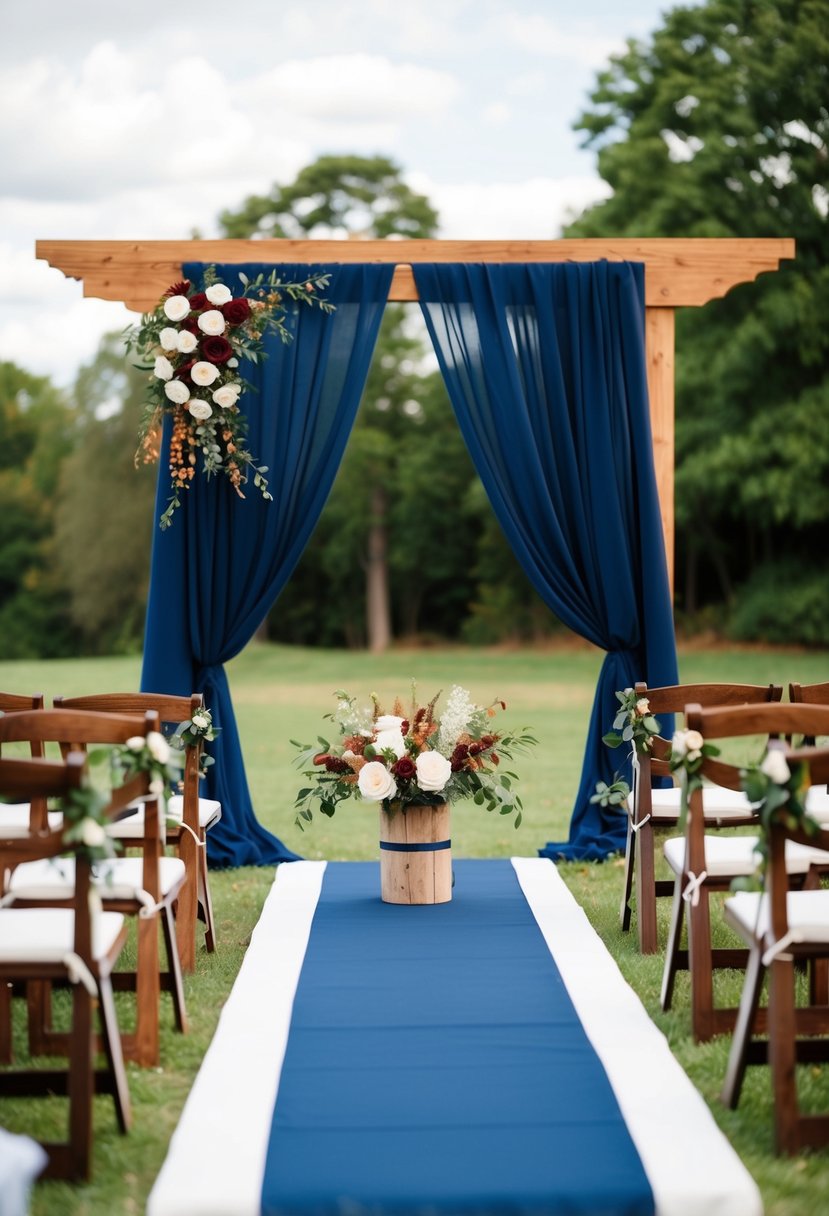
(726, 889, 829, 946)
(640, 784, 756, 822)
(806, 785, 829, 824)
(0, 805, 63, 839)
(0, 907, 125, 963)
(7, 856, 186, 902)
(663, 834, 829, 879)
(108, 795, 222, 840)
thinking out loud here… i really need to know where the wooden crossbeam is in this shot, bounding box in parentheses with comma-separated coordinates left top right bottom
(36, 236, 795, 594)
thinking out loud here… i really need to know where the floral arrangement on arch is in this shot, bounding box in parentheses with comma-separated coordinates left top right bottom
(292, 685, 537, 830)
(126, 266, 335, 529)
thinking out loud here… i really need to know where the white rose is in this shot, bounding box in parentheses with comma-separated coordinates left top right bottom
(163, 295, 190, 322)
(375, 728, 406, 759)
(191, 713, 210, 731)
(198, 310, 226, 336)
(357, 761, 397, 802)
(149, 777, 166, 796)
(153, 355, 174, 381)
(126, 736, 145, 752)
(176, 330, 198, 354)
(684, 730, 704, 753)
(159, 327, 179, 351)
(205, 283, 232, 305)
(188, 400, 213, 422)
(671, 730, 688, 759)
(191, 360, 220, 386)
(212, 383, 242, 409)
(635, 698, 650, 716)
(376, 714, 405, 732)
(761, 749, 791, 786)
(415, 750, 452, 793)
(146, 731, 170, 764)
(164, 379, 191, 405)
(79, 817, 106, 848)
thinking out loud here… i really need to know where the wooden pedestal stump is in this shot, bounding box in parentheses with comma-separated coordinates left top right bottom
(379, 803, 452, 904)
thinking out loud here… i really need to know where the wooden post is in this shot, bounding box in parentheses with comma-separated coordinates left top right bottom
(645, 307, 676, 594)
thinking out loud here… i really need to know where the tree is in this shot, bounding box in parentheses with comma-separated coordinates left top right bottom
(567, 0, 829, 640)
(52, 335, 157, 653)
(0, 363, 78, 658)
(220, 154, 446, 651)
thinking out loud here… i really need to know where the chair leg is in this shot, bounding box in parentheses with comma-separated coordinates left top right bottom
(130, 915, 161, 1067)
(688, 886, 716, 1043)
(26, 979, 52, 1055)
(67, 981, 94, 1182)
(175, 829, 199, 974)
(768, 956, 801, 1154)
(661, 877, 685, 1011)
(97, 976, 132, 1133)
(635, 820, 659, 954)
(0, 980, 11, 1064)
(198, 840, 217, 953)
(619, 819, 635, 933)
(722, 944, 766, 1109)
(161, 903, 189, 1034)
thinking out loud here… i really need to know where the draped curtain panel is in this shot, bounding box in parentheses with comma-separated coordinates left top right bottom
(141, 262, 394, 867)
(412, 261, 678, 861)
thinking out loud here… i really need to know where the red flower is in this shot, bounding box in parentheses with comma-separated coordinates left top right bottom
(222, 298, 252, 325)
(175, 360, 195, 382)
(164, 280, 190, 298)
(324, 756, 350, 773)
(201, 336, 234, 364)
(391, 756, 416, 779)
(188, 291, 208, 311)
(181, 317, 200, 335)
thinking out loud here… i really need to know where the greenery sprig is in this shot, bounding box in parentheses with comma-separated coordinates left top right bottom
(731, 748, 820, 892)
(594, 688, 662, 810)
(169, 707, 219, 777)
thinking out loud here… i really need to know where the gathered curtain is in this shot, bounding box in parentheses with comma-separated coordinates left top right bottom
(412, 261, 678, 860)
(141, 262, 394, 867)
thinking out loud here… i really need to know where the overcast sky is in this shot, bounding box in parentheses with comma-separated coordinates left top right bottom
(1, 0, 687, 387)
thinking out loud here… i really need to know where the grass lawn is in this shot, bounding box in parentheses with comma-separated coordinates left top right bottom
(1, 640, 829, 1215)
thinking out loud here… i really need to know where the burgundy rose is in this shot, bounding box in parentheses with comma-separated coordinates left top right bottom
(181, 317, 200, 335)
(399, 719, 410, 735)
(222, 298, 252, 325)
(201, 335, 234, 364)
(164, 280, 190, 298)
(391, 756, 416, 780)
(324, 756, 350, 774)
(189, 291, 208, 311)
(175, 359, 195, 382)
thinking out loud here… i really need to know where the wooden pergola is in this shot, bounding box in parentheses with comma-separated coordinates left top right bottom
(37, 237, 794, 589)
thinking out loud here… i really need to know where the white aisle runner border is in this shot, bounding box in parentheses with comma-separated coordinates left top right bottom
(149, 858, 763, 1216)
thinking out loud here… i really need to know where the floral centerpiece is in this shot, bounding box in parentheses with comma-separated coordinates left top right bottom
(292, 685, 537, 830)
(126, 266, 335, 528)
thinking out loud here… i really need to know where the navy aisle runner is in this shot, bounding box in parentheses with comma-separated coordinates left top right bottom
(261, 860, 653, 1216)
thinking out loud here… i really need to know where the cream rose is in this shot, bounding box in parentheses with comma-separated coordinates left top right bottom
(191, 360, 220, 386)
(761, 749, 791, 785)
(206, 283, 233, 305)
(164, 379, 191, 405)
(191, 713, 210, 731)
(197, 309, 226, 336)
(188, 400, 213, 422)
(146, 731, 171, 764)
(163, 295, 190, 322)
(635, 697, 650, 716)
(153, 355, 174, 381)
(415, 750, 452, 793)
(159, 327, 179, 351)
(126, 735, 145, 752)
(79, 817, 106, 848)
(176, 330, 198, 354)
(212, 383, 242, 409)
(375, 728, 406, 759)
(376, 714, 405, 732)
(357, 761, 397, 802)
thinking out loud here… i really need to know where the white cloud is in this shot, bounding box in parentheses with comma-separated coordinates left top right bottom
(412, 174, 612, 239)
(494, 14, 625, 67)
(483, 103, 511, 127)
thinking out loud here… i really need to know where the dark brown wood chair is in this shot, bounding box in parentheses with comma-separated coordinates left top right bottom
(721, 744, 829, 1154)
(0, 708, 187, 1067)
(620, 681, 782, 953)
(54, 693, 221, 973)
(0, 692, 47, 836)
(662, 702, 829, 1042)
(0, 752, 132, 1181)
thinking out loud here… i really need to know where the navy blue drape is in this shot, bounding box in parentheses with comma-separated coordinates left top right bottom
(141, 262, 394, 867)
(413, 262, 678, 860)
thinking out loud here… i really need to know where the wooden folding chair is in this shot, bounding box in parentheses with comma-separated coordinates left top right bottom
(662, 702, 829, 1042)
(0, 753, 131, 1181)
(54, 693, 221, 973)
(620, 681, 782, 953)
(0, 692, 47, 838)
(0, 709, 188, 1067)
(722, 744, 829, 1154)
